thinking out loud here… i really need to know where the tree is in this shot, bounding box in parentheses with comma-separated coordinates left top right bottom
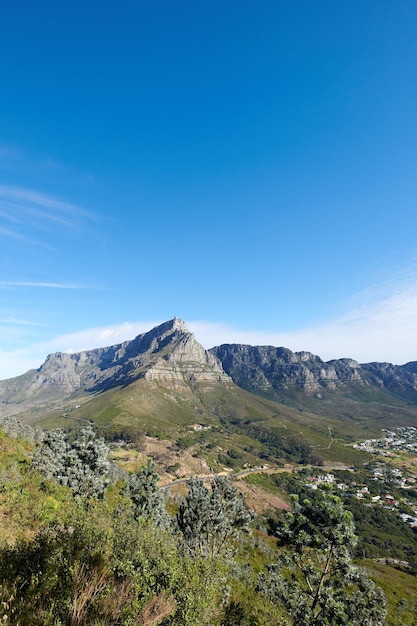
(259, 488, 387, 625)
(32, 426, 110, 498)
(175, 476, 253, 558)
(32, 429, 69, 480)
(0, 415, 35, 441)
(122, 458, 169, 527)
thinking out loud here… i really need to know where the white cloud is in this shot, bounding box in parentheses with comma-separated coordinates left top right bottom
(0, 321, 162, 379)
(0, 317, 46, 326)
(191, 284, 417, 365)
(2, 279, 417, 380)
(0, 185, 95, 220)
(0, 281, 96, 289)
(0, 226, 43, 246)
(0, 185, 98, 246)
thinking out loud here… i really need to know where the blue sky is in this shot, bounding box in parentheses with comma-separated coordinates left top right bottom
(1, 1, 417, 378)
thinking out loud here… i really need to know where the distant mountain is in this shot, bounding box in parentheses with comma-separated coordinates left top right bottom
(3, 318, 417, 420)
(210, 344, 417, 404)
(2, 319, 417, 465)
(0, 318, 230, 420)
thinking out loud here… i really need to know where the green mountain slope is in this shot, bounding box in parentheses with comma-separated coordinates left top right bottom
(2, 318, 417, 470)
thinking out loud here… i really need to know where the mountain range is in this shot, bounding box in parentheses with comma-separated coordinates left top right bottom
(2, 317, 417, 466)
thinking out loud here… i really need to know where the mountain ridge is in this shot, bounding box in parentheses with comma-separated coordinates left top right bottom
(210, 343, 417, 402)
(0, 318, 230, 418)
(2, 318, 417, 430)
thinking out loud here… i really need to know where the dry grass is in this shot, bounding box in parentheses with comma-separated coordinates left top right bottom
(138, 592, 176, 625)
(234, 481, 290, 514)
(111, 436, 215, 484)
(70, 563, 109, 626)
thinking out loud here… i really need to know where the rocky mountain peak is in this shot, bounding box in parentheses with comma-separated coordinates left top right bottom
(170, 317, 189, 332)
(144, 317, 189, 340)
(4, 319, 417, 423)
(0, 318, 231, 417)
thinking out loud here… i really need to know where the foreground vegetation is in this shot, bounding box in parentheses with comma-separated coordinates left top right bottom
(0, 420, 406, 625)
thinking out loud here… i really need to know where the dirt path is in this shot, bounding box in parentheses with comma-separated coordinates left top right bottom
(160, 462, 352, 489)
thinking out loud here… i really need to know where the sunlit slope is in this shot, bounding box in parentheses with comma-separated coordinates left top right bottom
(3, 318, 417, 468)
(29, 372, 370, 466)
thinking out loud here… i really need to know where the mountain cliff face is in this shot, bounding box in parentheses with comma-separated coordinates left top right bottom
(210, 344, 417, 401)
(0, 318, 230, 417)
(3, 319, 417, 424)
(33, 317, 229, 393)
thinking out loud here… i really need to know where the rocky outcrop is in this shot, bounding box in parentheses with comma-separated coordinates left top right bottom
(0, 318, 230, 416)
(3, 320, 417, 420)
(141, 321, 231, 387)
(360, 361, 417, 395)
(210, 344, 417, 400)
(209, 344, 363, 393)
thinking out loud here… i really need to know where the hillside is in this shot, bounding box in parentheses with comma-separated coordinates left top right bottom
(0, 318, 230, 417)
(211, 343, 417, 408)
(2, 319, 417, 473)
(1, 416, 416, 624)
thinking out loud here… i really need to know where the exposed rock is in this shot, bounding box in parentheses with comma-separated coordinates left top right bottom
(3, 318, 417, 421)
(210, 344, 417, 400)
(0, 318, 230, 416)
(361, 362, 417, 393)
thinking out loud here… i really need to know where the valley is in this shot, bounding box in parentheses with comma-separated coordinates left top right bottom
(2, 318, 417, 623)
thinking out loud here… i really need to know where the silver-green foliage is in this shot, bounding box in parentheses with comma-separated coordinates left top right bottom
(259, 488, 387, 625)
(0, 501, 233, 626)
(123, 458, 169, 527)
(175, 476, 254, 558)
(0, 415, 35, 441)
(32, 426, 110, 498)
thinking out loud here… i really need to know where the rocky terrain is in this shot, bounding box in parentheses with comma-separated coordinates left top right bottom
(211, 343, 417, 402)
(0, 318, 230, 418)
(2, 318, 417, 434)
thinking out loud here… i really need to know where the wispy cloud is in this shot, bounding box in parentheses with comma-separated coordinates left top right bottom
(0, 185, 98, 246)
(0, 185, 95, 219)
(0, 281, 96, 289)
(0, 317, 46, 326)
(0, 226, 44, 246)
(0, 199, 83, 230)
(2, 273, 417, 380)
(0, 321, 162, 379)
